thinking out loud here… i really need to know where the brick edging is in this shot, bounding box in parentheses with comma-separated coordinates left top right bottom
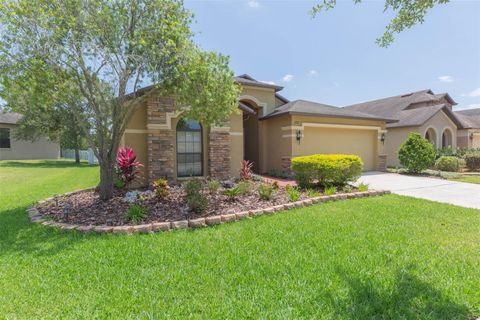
(27, 189, 391, 235)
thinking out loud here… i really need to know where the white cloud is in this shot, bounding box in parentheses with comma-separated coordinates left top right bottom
(469, 87, 480, 97)
(260, 80, 276, 85)
(438, 75, 454, 83)
(247, 0, 259, 8)
(282, 74, 294, 82)
(308, 70, 318, 76)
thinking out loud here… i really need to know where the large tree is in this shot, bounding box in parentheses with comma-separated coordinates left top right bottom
(0, 0, 240, 200)
(311, 0, 450, 47)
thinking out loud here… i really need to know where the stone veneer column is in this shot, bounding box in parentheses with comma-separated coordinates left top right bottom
(209, 121, 231, 180)
(377, 154, 387, 171)
(147, 96, 176, 183)
(281, 156, 292, 178)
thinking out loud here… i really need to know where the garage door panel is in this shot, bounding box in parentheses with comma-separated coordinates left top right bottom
(302, 127, 377, 171)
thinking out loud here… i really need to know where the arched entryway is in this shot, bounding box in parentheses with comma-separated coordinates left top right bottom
(241, 100, 260, 173)
(442, 128, 453, 148)
(424, 127, 437, 147)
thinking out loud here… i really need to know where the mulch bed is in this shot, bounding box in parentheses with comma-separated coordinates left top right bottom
(36, 182, 346, 226)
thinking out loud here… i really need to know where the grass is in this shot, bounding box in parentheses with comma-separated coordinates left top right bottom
(1, 160, 479, 319)
(448, 175, 480, 184)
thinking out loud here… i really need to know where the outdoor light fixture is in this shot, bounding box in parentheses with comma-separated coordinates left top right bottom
(470, 133, 474, 141)
(380, 133, 386, 145)
(296, 130, 302, 143)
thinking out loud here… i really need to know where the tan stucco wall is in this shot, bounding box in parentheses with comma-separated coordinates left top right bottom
(262, 115, 293, 174)
(0, 124, 59, 160)
(229, 112, 243, 177)
(458, 129, 480, 149)
(240, 86, 277, 116)
(419, 111, 457, 149)
(122, 104, 149, 180)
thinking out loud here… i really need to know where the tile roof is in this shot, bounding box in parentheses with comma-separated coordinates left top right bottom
(455, 108, 480, 129)
(260, 99, 397, 122)
(0, 111, 22, 124)
(344, 89, 461, 128)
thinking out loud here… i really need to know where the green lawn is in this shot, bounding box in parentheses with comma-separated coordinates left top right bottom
(448, 175, 480, 184)
(1, 160, 479, 319)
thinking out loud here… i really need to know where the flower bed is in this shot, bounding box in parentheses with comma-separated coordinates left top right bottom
(28, 181, 390, 234)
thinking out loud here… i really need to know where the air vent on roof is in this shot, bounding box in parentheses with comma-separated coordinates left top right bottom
(401, 93, 414, 97)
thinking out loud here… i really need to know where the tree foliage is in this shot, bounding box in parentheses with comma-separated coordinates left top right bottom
(311, 0, 450, 47)
(0, 0, 240, 200)
(398, 133, 436, 173)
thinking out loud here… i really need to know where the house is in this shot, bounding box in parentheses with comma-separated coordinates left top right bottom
(454, 108, 480, 149)
(122, 74, 394, 184)
(344, 90, 463, 167)
(0, 111, 60, 160)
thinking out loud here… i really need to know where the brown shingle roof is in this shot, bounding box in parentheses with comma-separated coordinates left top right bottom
(0, 111, 22, 124)
(455, 108, 480, 129)
(233, 74, 284, 92)
(260, 99, 397, 122)
(344, 89, 461, 128)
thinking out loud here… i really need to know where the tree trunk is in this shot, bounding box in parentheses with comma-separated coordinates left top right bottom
(74, 147, 80, 164)
(99, 159, 115, 200)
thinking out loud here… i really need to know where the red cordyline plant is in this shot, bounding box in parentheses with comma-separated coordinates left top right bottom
(117, 147, 143, 189)
(239, 160, 253, 181)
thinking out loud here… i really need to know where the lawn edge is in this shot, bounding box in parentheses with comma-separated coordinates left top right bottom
(27, 189, 391, 235)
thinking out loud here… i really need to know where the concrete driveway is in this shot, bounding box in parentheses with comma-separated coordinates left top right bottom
(358, 172, 480, 209)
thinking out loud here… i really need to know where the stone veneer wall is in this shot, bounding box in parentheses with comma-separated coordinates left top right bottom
(209, 120, 231, 180)
(147, 96, 175, 183)
(377, 154, 387, 171)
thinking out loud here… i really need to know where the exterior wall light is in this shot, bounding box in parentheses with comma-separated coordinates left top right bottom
(380, 133, 386, 145)
(296, 130, 302, 143)
(470, 133, 474, 141)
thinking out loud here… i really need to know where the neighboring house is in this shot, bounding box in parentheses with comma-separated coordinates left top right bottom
(344, 90, 463, 167)
(0, 112, 60, 160)
(455, 108, 480, 149)
(122, 74, 394, 184)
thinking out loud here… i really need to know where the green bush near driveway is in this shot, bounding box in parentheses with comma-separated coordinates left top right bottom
(398, 133, 436, 173)
(435, 156, 464, 172)
(291, 154, 363, 188)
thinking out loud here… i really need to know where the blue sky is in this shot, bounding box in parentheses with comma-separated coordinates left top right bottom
(185, 0, 480, 110)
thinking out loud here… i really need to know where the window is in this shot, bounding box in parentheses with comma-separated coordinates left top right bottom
(176, 119, 202, 177)
(0, 128, 11, 148)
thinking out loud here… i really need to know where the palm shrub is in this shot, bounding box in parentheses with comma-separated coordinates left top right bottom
(223, 187, 242, 201)
(435, 156, 464, 172)
(239, 160, 253, 181)
(116, 147, 143, 189)
(258, 183, 274, 200)
(183, 179, 208, 213)
(398, 133, 436, 173)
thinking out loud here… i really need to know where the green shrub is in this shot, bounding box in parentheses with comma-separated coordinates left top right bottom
(306, 188, 321, 197)
(398, 133, 436, 173)
(291, 154, 363, 188)
(435, 156, 463, 172)
(207, 180, 220, 195)
(342, 185, 352, 193)
(124, 203, 145, 224)
(358, 182, 369, 192)
(286, 186, 301, 202)
(258, 183, 274, 200)
(153, 178, 169, 198)
(464, 152, 480, 171)
(324, 185, 337, 196)
(114, 177, 125, 189)
(223, 187, 242, 200)
(236, 181, 251, 196)
(183, 179, 208, 213)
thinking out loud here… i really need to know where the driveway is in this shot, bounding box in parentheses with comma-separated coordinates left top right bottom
(358, 172, 480, 209)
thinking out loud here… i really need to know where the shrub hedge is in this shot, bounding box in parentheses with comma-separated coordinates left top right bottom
(291, 154, 363, 188)
(398, 133, 436, 173)
(464, 152, 480, 171)
(435, 156, 464, 172)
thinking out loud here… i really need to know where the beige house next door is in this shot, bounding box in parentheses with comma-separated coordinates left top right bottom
(300, 127, 377, 171)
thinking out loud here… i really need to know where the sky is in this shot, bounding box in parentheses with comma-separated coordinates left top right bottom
(185, 0, 480, 110)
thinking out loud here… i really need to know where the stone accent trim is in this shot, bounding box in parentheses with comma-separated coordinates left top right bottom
(208, 121, 231, 180)
(27, 188, 391, 235)
(377, 154, 387, 172)
(281, 156, 292, 177)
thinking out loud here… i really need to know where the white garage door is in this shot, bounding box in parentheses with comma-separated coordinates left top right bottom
(302, 127, 377, 171)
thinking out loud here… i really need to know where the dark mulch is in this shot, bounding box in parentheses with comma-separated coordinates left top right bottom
(36, 182, 320, 226)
